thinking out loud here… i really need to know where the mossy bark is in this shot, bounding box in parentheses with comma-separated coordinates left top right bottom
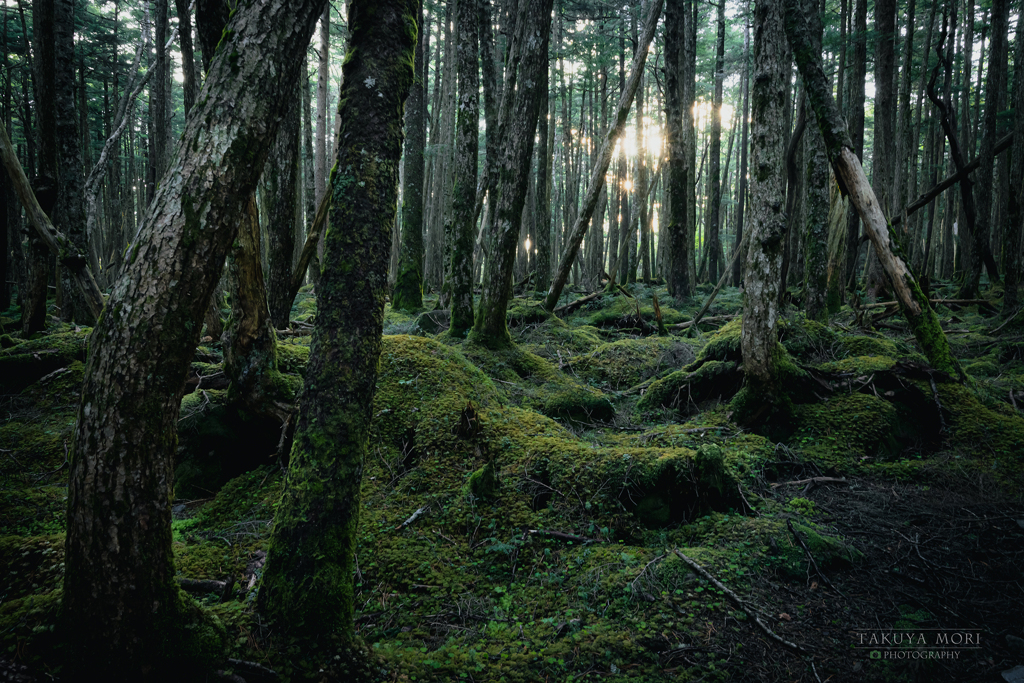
(392, 10, 426, 313)
(257, 0, 417, 639)
(740, 0, 787, 400)
(783, 0, 963, 380)
(61, 0, 326, 676)
(664, 0, 691, 299)
(472, 0, 553, 343)
(1004, 10, 1024, 315)
(265, 89, 300, 330)
(801, 0, 828, 322)
(445, 0, 478, 338)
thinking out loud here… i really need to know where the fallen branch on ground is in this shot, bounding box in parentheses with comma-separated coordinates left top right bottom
(771, 477, 849, 488)
(672, 549, 810, 654)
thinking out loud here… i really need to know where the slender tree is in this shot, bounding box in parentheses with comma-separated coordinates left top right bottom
(802, 0, 828, 320)
(664, 0, 690, 297)
(1003, 10, 1023, 315)
(258, 0, 418, 642)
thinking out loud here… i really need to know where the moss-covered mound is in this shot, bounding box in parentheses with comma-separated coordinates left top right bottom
(515, 317, 604, 360)
(458, 341, 615, 423)
(581, 294, 686, 329)
(0, 327, 90, 393)
(568, 336, 697, 391)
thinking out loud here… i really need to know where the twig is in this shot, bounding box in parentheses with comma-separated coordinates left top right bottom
(770, 477, 848, 488)
(630, 553, 666, 595)
(553, 290, 603, 315)
(527, 529, 602, 544)
(668, 314, 738, 330)
(737, 483, 759, 516)
(787, 519, 846, 598)
(990, 306, 1024, 336)
(672, 549, 810, 655)
(397, 505, 429, 530)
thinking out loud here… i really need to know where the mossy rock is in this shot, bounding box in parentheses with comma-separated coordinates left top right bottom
(568, 336, 696, 391)
(0, 333, 22, 349)
(275, 342, 309, 376)
(0, 327, 90, 393)
(781, 314, 842, 361)
(793, 392, 901, 458)
(580, 295, 686, 329)
(506, 299, 554, 327)
(458, 341, 614, 424)
(817, 355, 896, 375)
(372, 335, 502, 461)
(690, 317, 743, 366)
(637, 360, 742, 414)
(515, 318, 603, 360)
(841, 334, 899, 358)
(936, 382, 1024, 458)
(964, 359, 999, 378)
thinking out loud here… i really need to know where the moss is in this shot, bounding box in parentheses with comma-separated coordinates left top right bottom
(964, 359, 1000, 378)
(580, 295, 686, 329)
(691, 317, 744, 366)
(780, 314, 841, 361)
(637, 360, 741, 413)
(463, 461, 499, 502)
(275, 342, 309, 376)
(936, 382, 1024, 459)
(568, 336, 697, 391)
(0, 589, 63, 670)
(774, 521, 865, 579)
(0, 535, 65, 602)
(515, 319, 603, 360)
(793, 392, 900, 459)
(841, 334, 899, 358)
(817, 355, 896, 374)
(0, 327, 90, 393)
(0, 333, 21, 348)
(506, 299, 554, 327)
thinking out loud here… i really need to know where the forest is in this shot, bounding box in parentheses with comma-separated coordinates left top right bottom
(0, 0, 1022, 680)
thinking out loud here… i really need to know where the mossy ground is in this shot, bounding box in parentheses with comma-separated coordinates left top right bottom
(2, 280, 1022, 681)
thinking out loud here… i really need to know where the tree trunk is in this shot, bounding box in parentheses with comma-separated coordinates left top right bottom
(61, 0, 327, 675)
(472, 0, 554, 342)
(265, 91, 301, 329)
(257, 0, 417, 641)
(446, 0, 478, 337)
(864, 0, 896, 300)
(175, 0, 197, 116)
(1003, 10, 1023, 315)
(802, 0, 828, 321)
(664, 0, 690, 298)
(535, 64, 552, 294)
(705, 0, 725, 284)
(740, 0, 787, 402)
(149, 0, 168, 204)
(784, 0, 962, 379)
(392, 10, 427, 312)
(843, 0, 866, 289)
(733, 17, 750, 287)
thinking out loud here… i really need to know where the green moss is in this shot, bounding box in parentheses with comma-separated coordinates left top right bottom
(0, 589, 63, 669)
(691, 317, 744, 366)
(841, 334, 899, 358)
(964, 359, 999, 377)
(0, 327, 90, 393)
(817, 355, 896, 374)
(0, 535, 65, 601)
(637, 360, 741, 413)
(937, 382, 1024, 458)
(793, 392, 900, 458)
(506, 299, 555, 327)
(275, 342, 309, 376)
(463, 461, 499, 502)
(515, 319, 603, 359)
(774, 521, 864, 579)
(580, 295, 686, 329)
(568, 336, 697, 391)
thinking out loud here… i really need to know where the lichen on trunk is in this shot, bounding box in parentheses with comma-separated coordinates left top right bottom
(257, 0, 418, 641)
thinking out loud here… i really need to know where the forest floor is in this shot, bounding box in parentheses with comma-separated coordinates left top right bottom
(1, 278, 1023, 682)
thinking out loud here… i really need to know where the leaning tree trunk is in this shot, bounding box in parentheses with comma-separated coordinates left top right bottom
(61, 0, 328, 677)
(257, 0, 417, 641)
(783, 0, 962, 379)
(738, 0, 788, 416)
(446, 0, 478, 337)
(541, 0, 662, 313)
(391, 14, 427, 312)
(472, 0, 554, 344)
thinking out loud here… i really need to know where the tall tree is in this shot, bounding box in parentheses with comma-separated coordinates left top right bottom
(732, 14, 750, 287)
(802, 0, 828, 320)
(446, 0, 479, 337)
(265, 92, 301, 329)
(1003, 9, 1023, 315)
(664, 0, 691, 298)
(472, 0, 554, 343)
(705, 0, 725, 284)
(257, 0, 417, 643)
(737, 0, 787, 416)
(61, 0, 328, 676)
(843, 0, 866, 288)
(392, 4, 428, 313)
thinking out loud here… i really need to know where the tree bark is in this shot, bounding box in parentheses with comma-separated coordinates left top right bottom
(471, 0, 554, 343)
(265, 91, 301, 329)
(802, 0, 828, 321)
(446, 0, 479, 337)
(61, 0, 328, 675)
(258, 0, 417, 640)
(740, 0, 787, 395)
(392, 7, 427, 312)
(705, 0, 725, 284)
(784, 0, 962, 379)
(664, 0, 690, 298)
(843, 0, 866, 288)
(541, 0, 662, 313)
(1003, 11, 1024, 315)
(535, 64, 552, 294)
(733, 16, 750, 287)
(175, 0, 197, 116)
